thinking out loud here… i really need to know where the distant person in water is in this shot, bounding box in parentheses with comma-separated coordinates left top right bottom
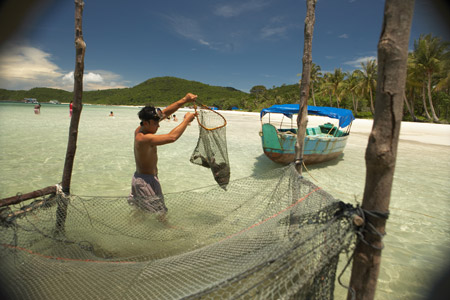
(109, 111, 114, 117)
(128, 93, 197, 223)
(69, 101, 73, 117)
(34, 103, 41, 114)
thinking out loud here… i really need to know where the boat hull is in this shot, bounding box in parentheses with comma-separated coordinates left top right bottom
(260, 124, 349, 165)
(263, 147, 346, 165)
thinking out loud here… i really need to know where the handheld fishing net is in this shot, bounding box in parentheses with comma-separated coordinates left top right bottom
(190, 103, 230, 188)
(0, 165, 357, 300)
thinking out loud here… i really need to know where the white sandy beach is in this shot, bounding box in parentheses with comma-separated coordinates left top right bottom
(350, 118, 450, 147)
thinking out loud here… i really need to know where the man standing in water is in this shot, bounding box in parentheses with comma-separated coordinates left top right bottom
(128, 93, 197, 222)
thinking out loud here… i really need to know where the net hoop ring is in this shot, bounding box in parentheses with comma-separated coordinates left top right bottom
(193, 102, 227, 131)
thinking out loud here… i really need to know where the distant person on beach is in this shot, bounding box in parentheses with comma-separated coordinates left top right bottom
(128, 93, 197, 223)
(69, 101, 73, 117)
(34, 103, 41, 114)
(173, 114, 178, 122)
(109, 111, 114, 117)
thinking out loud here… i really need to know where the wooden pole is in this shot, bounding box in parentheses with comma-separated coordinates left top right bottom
(55, 0, 86, 233)
(348, 1, 414, 299)
(294, 0, 317, 175)
(0, 186, 56, 208)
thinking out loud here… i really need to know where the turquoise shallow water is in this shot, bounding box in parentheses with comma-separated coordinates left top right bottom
(0, 102, 449, 299)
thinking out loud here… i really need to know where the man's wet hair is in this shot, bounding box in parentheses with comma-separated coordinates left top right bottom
(138, 106, 161, 125)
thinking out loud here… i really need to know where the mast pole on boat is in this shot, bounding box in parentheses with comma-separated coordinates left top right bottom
(56, 0, 86, 233)
(348, 1, 414, 299)
(294, 0, 317, 175)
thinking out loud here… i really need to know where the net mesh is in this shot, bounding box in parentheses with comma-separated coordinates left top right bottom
(0, 165, 356, 300)
(190, 105, 230, 188)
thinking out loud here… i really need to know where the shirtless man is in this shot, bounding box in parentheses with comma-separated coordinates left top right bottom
(128, 93, 197, 221)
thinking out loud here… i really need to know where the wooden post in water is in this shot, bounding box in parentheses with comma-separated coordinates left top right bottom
(0, 186, 56, 208)
(348, 1, 414, 299)
(55, 0, 86, 233)
(294, 0, 317, 175)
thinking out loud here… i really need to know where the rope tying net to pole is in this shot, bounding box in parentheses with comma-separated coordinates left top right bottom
(337, 203, 390, 300)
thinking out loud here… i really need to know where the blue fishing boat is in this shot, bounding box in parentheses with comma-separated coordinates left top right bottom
(260, 104, 355, 165)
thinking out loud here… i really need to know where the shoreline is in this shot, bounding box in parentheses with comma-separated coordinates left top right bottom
(2, 102, 449, 146)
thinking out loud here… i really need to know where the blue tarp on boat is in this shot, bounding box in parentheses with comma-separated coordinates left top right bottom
(260, 104, 355, 128)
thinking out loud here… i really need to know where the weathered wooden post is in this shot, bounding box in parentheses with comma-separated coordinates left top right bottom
(348, 0, 415, 299)
(291, 2, 317, 295)
(294, 0, 317, 175)
(55, 0, 86, 233)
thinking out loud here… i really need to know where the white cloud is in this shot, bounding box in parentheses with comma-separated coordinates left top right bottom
(163, 14, 216, 49)
(163, 14, 235, 52)
(0, 44, 63, 89)
(198, 39, 211, 46)
(62, 70, 128, 90)
(260, 15, 296, 40)
(214, 0, 270, 17)
(85, 72, 104, 83)
(62, 72, 73, 82)
(0, 44, 128, 91)
(260, 26, 288, 39)
(339, 33, 349, 39)
(164, 15, 203, 41)
(343, 56, 377, 68)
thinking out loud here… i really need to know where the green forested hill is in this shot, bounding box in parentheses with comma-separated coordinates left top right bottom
(124, 77, 247, 107)
(0, 77, 249, 107)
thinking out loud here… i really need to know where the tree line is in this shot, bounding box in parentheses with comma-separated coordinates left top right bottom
(244, 33, 449, 123)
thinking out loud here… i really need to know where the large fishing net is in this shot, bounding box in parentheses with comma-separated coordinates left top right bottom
(0, 165, 357, 300)
(190, 104, 230, 188)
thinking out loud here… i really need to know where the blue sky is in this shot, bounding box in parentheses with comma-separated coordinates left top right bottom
(0, 0, 448, 93)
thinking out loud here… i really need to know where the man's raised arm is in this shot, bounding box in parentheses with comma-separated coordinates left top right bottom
(161, 93, 197, 119)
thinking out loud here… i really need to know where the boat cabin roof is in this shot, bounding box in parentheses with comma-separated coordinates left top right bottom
(260, 104, 355, 128)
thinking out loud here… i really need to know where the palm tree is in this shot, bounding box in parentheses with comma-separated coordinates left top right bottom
(343, 70, 361, 115)
(309, 63, 322, 106)
(328, 68, 345, 107)
(412, 34, 448, 123)
(435, 55, 450, 121)
(435, 44, 450, 94)
(406, 51, 432, 120)
(321, 72, 334, 107)
(358, 59, 377, 115)
(404, 53, 421, 121)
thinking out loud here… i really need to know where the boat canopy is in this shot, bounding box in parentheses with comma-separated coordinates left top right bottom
(260, 104, 355, 128)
